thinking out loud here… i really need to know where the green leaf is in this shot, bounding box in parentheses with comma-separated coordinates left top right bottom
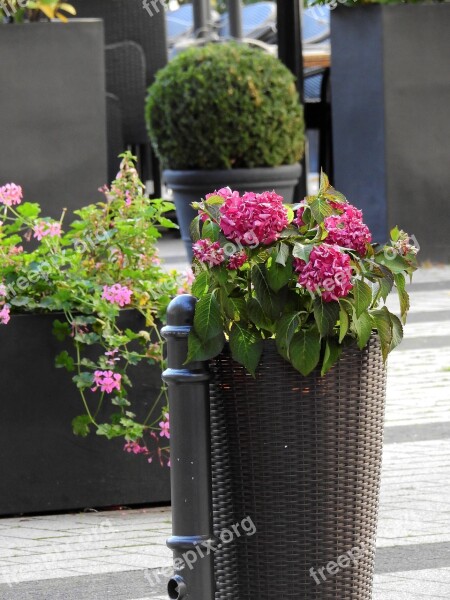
(393, 273, 410, 324)
(72, 415, 92, 437)
(193, 292, 222, 342)
(371, 306, 393, 361)
(352, 279, 373, 318)
(275, 242, 290, 266)
(190, 215, 201, 242)
(52, 319, 71, 341)
(390, 226, 400, 242)
(292, 243, 313, 263)
(313, 299, 339, 337)
(229, 323, 263, 376)
(354, 310, 373, 350)
(221, 292, 247, 321)
(9, 296, 31, 307)
(338, 304, 349, 343)
(373, 265, 394, 304)
(73, 371, 94, 390)
(252, 264, 279, 321)
(247, 298, 274, 332)
(375, 251, 410, 275)
(290, 328, 321, 376)
(390, 313, 404, 352)
(310, 196, 333, 223)
(321, 337, 343, 376)
(55, 350, 75, 372)
(186, 330, 225, 363)
(319, 170, 330, 194)
(276, 312, 301, 359)
(266, 255, 293, 293)
(191, 270, 210, 298)
(202, 220, 220, 242)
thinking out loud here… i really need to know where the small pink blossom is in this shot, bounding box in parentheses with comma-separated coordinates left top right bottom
(123, 441, 149, 455)
(293, 204, 307, 228)
(177, 267, 195, 294)
(295, 244, 353, 302)
(324, 203, 372, 256)
(92, 370, 122, 394)
(219, 190, 288, 246)
(105, 348, 120, 366)
(125, 191, 132, 207)
(192, 239, 225, 267)
(0, 183, 23, 206)
(8, 245, 23, 255)
(227, 251, 248, 270)
(0, 304, 10, 325)
(102, 284, 132, 307)
(0, 284, 7, 297)
(159, 412, 170, 439)
(33, 221, 62, 241)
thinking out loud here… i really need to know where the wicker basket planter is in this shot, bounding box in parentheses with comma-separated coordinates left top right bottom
(209, 336, 386, 599)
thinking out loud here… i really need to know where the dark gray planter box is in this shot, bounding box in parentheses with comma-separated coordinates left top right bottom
(0, 20, 107, 219)
(331, 5, 450, 261)
(0, 312, 170, 516)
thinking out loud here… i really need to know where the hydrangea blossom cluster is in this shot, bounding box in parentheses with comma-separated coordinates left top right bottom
(219, 190, 288, 246)
(92, 370, 122, 394)
(294, 244, 353, 302)
(0, 183, 23, 206)
(324, 203, 372, 256)
(193, 239, 225, 266)
(102, 284, 132, 307)
(227, 251, 248, 270)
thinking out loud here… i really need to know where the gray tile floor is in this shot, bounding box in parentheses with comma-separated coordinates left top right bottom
(0, 248, 449, 599)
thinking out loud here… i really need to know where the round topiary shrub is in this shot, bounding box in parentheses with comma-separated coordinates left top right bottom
(146, 42, 305, 171)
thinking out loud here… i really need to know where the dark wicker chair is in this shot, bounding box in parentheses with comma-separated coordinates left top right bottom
(72, 0, 168, 193)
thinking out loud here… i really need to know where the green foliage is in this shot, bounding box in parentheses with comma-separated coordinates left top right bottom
(0, 153, 188, 460)
(146, 42, 305, 170)
(188, 174, 418, 376)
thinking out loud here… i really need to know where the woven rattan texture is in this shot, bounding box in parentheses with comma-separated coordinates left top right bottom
(209, 336, 386, 600)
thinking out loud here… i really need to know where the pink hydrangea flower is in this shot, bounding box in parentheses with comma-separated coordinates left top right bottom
(123, 441, 149, 455)
(294, 244, 353, 302)
(293, 204, 307, 228)
(324, 203, 372, 256)
(92, 370, 122, 394)
(192, 239, 225, 267)
(0, 183, 23, 206)
(102, 284, 132, 307)
(0, 304, 10, 325)
(33, 221, 62, 241)
(159, 412, 170, 439)
(219, 190, 288, 246)
(227, 251, 248, 270)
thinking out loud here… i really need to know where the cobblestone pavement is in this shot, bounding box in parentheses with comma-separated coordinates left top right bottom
(0, 254, 449, 599)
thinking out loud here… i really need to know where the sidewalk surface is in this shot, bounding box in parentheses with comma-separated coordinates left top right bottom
(0, 240, 449, 599)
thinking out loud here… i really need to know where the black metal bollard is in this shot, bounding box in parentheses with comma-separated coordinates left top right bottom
(161, 295, 215, 600)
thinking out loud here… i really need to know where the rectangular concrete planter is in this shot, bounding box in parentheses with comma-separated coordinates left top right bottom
(0, 20, 107, 219)
(331, 5, 450, 261)
(0, 312, 170, 516)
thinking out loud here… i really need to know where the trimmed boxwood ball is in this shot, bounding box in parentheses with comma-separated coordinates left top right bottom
(146, 42, 305, 170)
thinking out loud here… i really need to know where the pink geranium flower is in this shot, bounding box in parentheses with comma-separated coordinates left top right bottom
(295, 244, 353, 302)
(159, 412, 170, 439)
(324, 203, 372, 256)
(33, 221, 62, 241)
(0, 284, 7, 297)
(0, 183, 23, 206)
(192, 239, 225, 267)
(219, 190, 288, 246)
(102, 284, 132, 307)
(92, 370, 122, 394)
(0, 304, 10, 325)
(123, 441, 149, 455)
